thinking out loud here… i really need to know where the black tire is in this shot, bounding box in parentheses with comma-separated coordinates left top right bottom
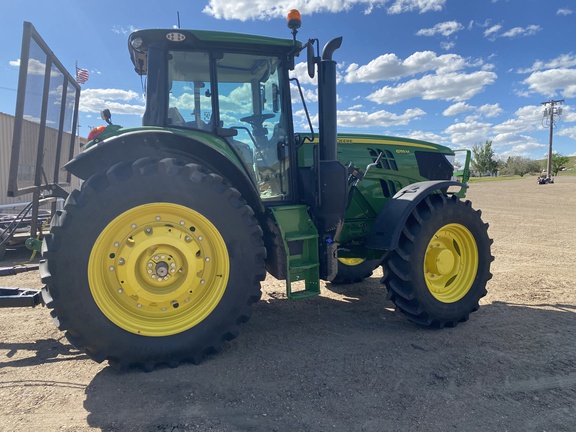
(41, 158, 266, 370)
(383, 193, 493, 327)
(331, 258, 382, 285)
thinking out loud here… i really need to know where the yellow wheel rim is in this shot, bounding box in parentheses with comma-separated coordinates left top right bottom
(337, 257, 366, 266)
(88, 203, 229, 337)
(424, 223, 478, 303)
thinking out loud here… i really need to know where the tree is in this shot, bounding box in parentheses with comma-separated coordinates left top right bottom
(550, 152, 570, 176)
(501, 156, 541, 177)
(471, 140, 498, 176)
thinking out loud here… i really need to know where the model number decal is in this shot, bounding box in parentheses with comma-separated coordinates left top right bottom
(396, 149, 410, 154)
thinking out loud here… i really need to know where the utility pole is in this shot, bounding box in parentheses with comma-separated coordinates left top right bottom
(541, 99, 564, 183)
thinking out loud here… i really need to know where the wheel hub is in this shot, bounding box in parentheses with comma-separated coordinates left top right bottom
(423, 223, 478, 303)
(89, 203, 229, 336)
(425, 247, 455, 276)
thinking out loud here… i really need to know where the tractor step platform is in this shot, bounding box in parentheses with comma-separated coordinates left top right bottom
(269, 205, 320, 300)
(0, 287, 42, 308)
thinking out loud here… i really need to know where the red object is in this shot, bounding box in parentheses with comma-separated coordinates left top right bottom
(87, 125, 106, 142)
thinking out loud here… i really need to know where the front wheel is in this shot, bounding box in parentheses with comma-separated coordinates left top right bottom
(331, 257, 382, 285)
(41, 158, 266, 370)
(383, 194, 493, 327)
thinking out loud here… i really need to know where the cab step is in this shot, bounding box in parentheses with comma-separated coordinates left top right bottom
(269, 205, 320, 299)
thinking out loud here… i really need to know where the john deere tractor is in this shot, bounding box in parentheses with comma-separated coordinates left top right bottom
(39, 11, 493, 370)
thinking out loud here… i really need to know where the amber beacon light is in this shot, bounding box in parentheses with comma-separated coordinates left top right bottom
(287, 9, 301, 43)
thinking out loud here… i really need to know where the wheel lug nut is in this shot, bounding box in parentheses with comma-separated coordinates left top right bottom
(131, 224, 137, 229)
(117, 288, 123, 293)
(185, 236, 191, 242)
(198, 236, 203, 241)
(114, 242, 120, 247)
(155, 216, 161, 221)
(118, 258, 125, 265)
(109, 266, 115, 271)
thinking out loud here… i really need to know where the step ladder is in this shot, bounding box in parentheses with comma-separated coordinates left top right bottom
(269, 205, 320, 300)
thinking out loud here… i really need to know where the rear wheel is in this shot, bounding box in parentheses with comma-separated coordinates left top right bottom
(41, 158, 266, 370)
(383, 194, 493, 327)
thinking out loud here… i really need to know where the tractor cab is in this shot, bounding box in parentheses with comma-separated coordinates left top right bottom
(129, 29, 299, 202)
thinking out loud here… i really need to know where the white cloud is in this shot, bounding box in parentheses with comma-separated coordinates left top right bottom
(477, 103, 503, 118)
(518, 53, 576, 73)
(558, 126, 576, 140)
(345, 51, 483, 83)
(443, 102, 503, 120)
(405, 130, 445, 143)
(557, 8, 573, 16)
(486, 24, 541, 40)
(202, 0, 445, 21)
(501, 25, 541, 38)
(522, 69, 576, 98)
(366, 70, 497, 104)
(491, 133, 545, 157)
(416, 21, 463, 37)
(491, 105, 543, 135)
(483, 24, 502, 39)
(443, 102, 474, 116)
(337, 107, 426, 127)
(79, 88, 145, 115)
(444, 119, 492, 147)
(387, 0, 445, 14)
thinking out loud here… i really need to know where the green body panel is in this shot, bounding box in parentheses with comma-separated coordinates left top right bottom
(83, 125, 248, 173)
(298, 133, 456, 250)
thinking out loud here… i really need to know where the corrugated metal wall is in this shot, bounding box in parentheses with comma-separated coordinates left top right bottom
(0, 112, 84, 207)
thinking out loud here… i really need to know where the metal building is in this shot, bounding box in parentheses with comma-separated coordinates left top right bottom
(0, 111, 84, 208)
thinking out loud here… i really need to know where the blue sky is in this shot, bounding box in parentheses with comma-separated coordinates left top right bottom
(1, 0, 575, 161)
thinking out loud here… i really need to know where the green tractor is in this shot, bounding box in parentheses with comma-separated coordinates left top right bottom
(38, 11, 493, 370)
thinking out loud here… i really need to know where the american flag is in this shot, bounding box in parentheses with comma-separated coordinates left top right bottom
(76, 66, 89, 84)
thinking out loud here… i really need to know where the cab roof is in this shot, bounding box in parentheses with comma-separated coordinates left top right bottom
(128, 28, 300, 76)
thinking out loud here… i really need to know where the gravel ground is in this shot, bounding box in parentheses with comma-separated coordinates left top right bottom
(1, 175, 575, 432)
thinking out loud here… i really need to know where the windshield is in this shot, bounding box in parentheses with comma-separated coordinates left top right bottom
(168, 51, 290, 201)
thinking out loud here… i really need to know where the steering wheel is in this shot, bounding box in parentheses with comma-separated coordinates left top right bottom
(240, 113, 275, 128)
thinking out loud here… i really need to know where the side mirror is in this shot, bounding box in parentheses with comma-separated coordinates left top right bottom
(307, 41, 315, 79)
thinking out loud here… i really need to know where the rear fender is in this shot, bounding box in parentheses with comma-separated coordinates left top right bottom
(65, 129, 262, 213)
(366, 180, 466, 251)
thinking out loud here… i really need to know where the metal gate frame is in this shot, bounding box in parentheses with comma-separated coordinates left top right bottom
(6, 21, 81, 238)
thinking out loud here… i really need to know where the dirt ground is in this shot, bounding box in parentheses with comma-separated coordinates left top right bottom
(1, 176, 575, 432)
